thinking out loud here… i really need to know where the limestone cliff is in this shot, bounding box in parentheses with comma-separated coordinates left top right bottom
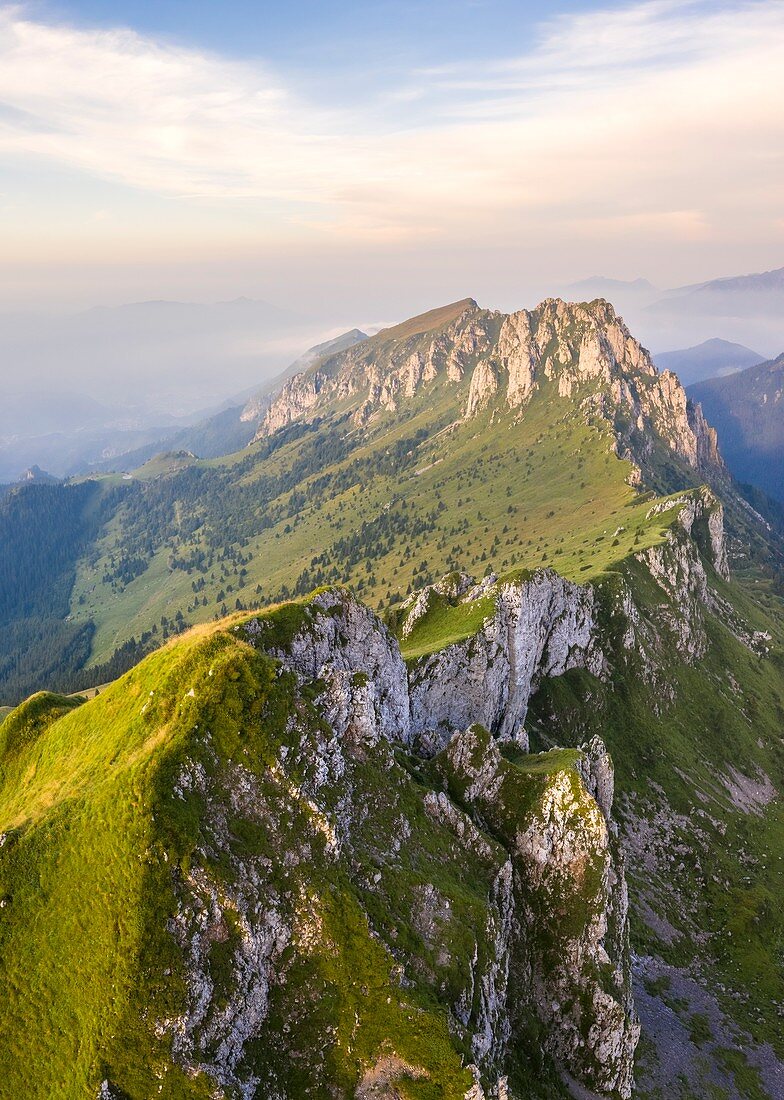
(494, 299, 724, 484)
(240, 328, 369, 427)
(401, 486, 730, 751)
(408, 571, 604, 754)
(253, 296, 726, 490)
(68, 583, 639, 1099)
(228, 589, 639, 1098)
(437, 726, 639, 1097)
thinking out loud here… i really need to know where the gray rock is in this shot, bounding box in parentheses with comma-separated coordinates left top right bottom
(409, 570, 604, 752)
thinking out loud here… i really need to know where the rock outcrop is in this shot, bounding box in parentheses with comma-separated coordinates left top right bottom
(438, 725, 639, 1097)
(246, 589, 411, 746)
(633, 488, 729, 659)
(223, 590, 641, 1098)
(408, 571, 604, 754)
(252, 296, 726, 489)
(240, 328, 368, 427)
(474, 297, 726, 487)
(401, 485, 729, 750)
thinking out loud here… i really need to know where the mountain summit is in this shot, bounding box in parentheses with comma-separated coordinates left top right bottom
(654, 338, 765, 386)
(256, 297, 724, 490)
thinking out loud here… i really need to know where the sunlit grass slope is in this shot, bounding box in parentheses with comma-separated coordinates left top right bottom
(0, 625, 233, 1097)
(394, 485, 694, 661)
(2, 600, 555, 1098)
(71, 374, 679, 670)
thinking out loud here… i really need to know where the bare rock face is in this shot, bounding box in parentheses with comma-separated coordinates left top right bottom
(246, 588, 412, 746)
(253, 295, 727, 493)
(438, 726, 639, 1099)
(675, 486, 730, 580)
(163, 758, 293, 1098)
(218, 588, 641, 1095)
(497, 310, 538, 407)
(578, 735, 616, 821)
(501, 298, 656, 403)
(491, 298, 726, 485)
(634, 488, 729, 659)
(158, 482, 732, 1097)
(466, 359, 500, 417)
(170, 864, 290, 1095)
(257, 370, 329, 436)
(241, 329, 369, 427)
(254, 299, 493, 440)
(409, 570, 605, 753)
(403, 485, 731, 748)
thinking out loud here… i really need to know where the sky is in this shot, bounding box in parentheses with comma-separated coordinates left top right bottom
(0, 0, 783, 322)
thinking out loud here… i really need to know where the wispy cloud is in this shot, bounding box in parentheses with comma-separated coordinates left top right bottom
(0, 0, 782, 252)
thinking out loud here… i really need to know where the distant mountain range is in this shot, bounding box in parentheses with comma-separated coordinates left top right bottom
(568, 265, 784, 317)
(0, 295, 313, 423)
(0, 294, 314, 481)
(562, 266, 784, 355)
(653, 338, 765, 386)
(654, 265, 784, 315)
(688, 353, 784, 503)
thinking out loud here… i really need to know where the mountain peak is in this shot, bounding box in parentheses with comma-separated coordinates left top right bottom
(374, 297, 478, 342)
(655, 338, 765, 385)
(251, 295, 724, 493)
(687, 350, 784, 501)
(19, 465, 57, 484)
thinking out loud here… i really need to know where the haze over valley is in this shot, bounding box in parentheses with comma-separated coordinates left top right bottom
(2, 262, 783, 485)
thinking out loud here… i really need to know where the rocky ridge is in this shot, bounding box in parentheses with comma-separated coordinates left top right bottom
(160, 486, 730, 1097)
(254, 297, 725, 488)
(205, 585, 642, 1099)
(407, 571, 604, 754)
(401, 486, 730, 747)
(240, 328, 369, 427)
(74, 575, 647, 1099)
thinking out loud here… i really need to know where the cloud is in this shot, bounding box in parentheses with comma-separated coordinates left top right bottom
(0, 7, 344, 203)
(0, 0, 782, 253)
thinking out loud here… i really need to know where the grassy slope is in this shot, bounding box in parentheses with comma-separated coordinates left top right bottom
(132, 450, 198, 481)
(399, 589, 499, 660)
(70, 373, 678, 670)
(1, 597, 597, 1099)
(0, 628, 218, 1097)
(525, 563, 784, 1097)
(396, 487, 692, 661)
